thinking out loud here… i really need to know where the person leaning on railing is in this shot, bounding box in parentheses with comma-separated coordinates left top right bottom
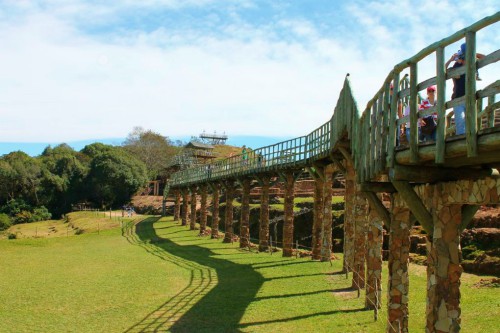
(445, 42, 485, 135)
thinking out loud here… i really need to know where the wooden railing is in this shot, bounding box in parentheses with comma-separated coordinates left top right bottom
(169, 12, 499, 188)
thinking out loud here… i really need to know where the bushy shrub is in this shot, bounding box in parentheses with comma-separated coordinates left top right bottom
(31, 206, 52, 222)
(0, 213, 12, 231)
(7, 233, 17, 239)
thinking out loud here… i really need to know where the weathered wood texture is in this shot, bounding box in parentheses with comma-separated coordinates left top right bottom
(259, 176, 271, 252)
(282, 172, 295, 257)
(240, 179, 251, 248)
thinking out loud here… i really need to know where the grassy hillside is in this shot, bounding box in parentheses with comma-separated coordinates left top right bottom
(0, 214, 498, 332)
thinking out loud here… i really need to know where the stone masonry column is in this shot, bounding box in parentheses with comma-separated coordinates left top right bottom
(352, 188, 367, 290)
(211, 183, 220, 239)
(199, 184, 208, 235)
(259, 176, 271, 252)
(190, 186, 197, 230)
(223, 181, 234, 243)
(283, 172, 295, 257)
(426, 202, 463, 333)
(181, 188, 189, 227)
(343, 177, 355, 272)
(365, 206, 383, 310)
(321, 165, 334, 262)
(240, 179, 251, 248)
(387, 205, 411, 333)
(312, 175, 324, 260)
(174, 189, 181, 222)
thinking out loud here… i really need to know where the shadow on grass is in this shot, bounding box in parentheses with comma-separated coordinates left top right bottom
(123, 217, 264, 333)
(122, 218, 363, 333)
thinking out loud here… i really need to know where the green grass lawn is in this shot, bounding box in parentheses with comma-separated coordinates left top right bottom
(0, 214, 498, 332)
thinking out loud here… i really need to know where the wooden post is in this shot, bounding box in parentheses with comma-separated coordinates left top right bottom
(259, 176, 271, 252)
(365, 206, 383, 310)
(465, 31, 478, 157)
(388, 72, 400, 167)
(352, 187, 367, 290)
(181, 188, 189, 226)
(312, 173, 324, 260)
(199, 184, 208, 235)
(211, 183, 220, 239)
(174, 189, 181, 221)
(321, 165, 334, 262)
(223, 181, 234, 243)
(435, 46, 446, 164)
(190, 186, 197, 230)
(283, 171, 295, 257)
(409, 62, 419, 164)
(240, 178, 251, 248)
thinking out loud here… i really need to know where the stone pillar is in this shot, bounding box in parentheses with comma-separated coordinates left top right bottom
(240, 179, 251, 248)
(366, 206, 383, 310)
(174, 189, 181, 222)
(387, 205, 411, 333)
(181, 188, 189, 227)
(283, 172, 295, 257)
(321, 165, 334, 262)
(259, 176, 271, 252)
(343, 177, 355, 272)
(312, 175, 324, 260)
(426, 203, 463, 333)
(199, 184, 208, 235)
(223, 181, 234, 243)
(352, 189, 367, 289)
(190, 186, 197, 230)
(211, 183, 220, 239)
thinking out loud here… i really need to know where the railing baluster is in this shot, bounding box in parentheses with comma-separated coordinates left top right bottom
(465, 31, 478, 157)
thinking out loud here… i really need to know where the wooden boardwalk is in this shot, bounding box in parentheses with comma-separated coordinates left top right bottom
(165, 13, 500, 333)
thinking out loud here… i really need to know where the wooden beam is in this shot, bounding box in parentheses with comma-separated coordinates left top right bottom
(465, 31, 478, 157)
(363, 191, 391, 229)
(360, 182, 397, 193)
(460, 205, 480, 231)
(311, 164, 326, 181)
(391, 181, 434, 235)
(338, 146, 354, 167)
(389, 165, 499, 182)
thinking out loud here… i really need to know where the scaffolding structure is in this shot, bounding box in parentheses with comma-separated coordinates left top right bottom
(200, 130, 228, 145)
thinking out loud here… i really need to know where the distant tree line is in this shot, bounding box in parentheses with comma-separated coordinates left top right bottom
(0, 128, 180, 230)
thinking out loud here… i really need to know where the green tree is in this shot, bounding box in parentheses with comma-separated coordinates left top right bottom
(0, 152, 43, 206)
(123, 127, 179, 180)
(39, 144, 89, 217)
(86, 147, 148, 207)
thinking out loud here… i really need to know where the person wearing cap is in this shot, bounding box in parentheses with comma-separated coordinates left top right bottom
(419, 85, 437, 142)
(445, 43, 485, 135)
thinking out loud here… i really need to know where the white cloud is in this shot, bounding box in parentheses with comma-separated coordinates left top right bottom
(0, 0, 498, 145)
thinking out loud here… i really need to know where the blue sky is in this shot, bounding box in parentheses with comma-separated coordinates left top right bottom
(0, 0, 498, 156)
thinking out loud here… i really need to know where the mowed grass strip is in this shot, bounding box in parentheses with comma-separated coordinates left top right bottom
(1, 214, 499, 332)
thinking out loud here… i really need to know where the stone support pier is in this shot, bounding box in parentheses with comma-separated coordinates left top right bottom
(259, 176, 271, 252)
(352, 188, 367, 289)
(365, 206, 383, 310)
(190, 186, 197, 230)
(426, 202, 463, 333)
(283, 172, 295, 257)
(312, 175, 324, 260)
(387, 205, 411, 333)
(181, 189, 189, 226)
(211, 184, 220, 239)
(199, 185, 208, 235)
(240, 179, 251, 248)
(343, 177, 355, 272)
(174, 189, 181, 221)
(223, 182, 234, 243)
(321, 165, 334, 262)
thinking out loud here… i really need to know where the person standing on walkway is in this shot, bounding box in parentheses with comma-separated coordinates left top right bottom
(446, 43, 485, 135)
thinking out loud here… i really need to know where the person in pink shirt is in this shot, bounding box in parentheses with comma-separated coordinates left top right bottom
(419, 85, 437, 142)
